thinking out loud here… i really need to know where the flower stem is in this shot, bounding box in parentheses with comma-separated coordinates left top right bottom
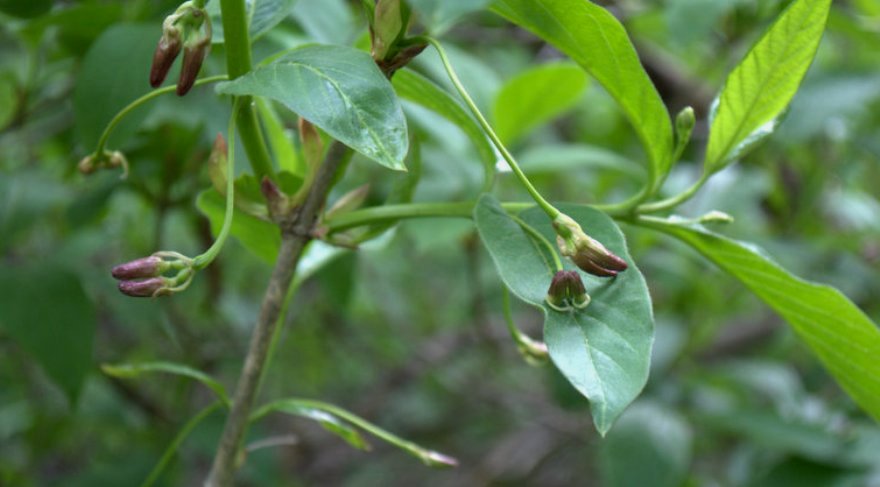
(192, 98, 241, 270)
(637, 171, 710, 214)
(417, 36, 560, 220)
(92, 75, 227, 157)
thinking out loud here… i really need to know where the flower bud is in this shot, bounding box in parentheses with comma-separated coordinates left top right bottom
(371, 0, 409, 61)
(118, 277, 169, 298)
(111, 256, 167, 280)
(545, 270, 591, 311)
(150, 28, 182, 88)
(176, 38, 210, 96)
(260, 176, 292, 221)
(553, 214, 627, 278)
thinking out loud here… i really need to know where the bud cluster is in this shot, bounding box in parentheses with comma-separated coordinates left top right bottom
(150, 1, 212, 96)
(111, 251, 194, 298)
(553, 214, 628, 278)
(545, 270, 591, 312)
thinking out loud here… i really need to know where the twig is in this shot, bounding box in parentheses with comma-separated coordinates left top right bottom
(204, 142, 350, 487)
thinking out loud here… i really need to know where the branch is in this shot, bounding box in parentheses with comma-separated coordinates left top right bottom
(204, 142, 350, 487)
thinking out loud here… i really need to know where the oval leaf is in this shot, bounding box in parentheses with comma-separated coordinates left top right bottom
(490, 0, 673, 191)
(474, 195, 654, 434)
(641, 218, 880, 424)
(704, 0, 831, 171)
(217, 45, 408, 171)
(493, 61, 588, 145)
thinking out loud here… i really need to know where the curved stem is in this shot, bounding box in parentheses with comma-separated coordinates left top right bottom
(192, 99, 242, 270)
(509, 214, 563, 271)
(92, 75, 228, 156)
(637, 171, 710, 214)
(417, 37, 559, 220)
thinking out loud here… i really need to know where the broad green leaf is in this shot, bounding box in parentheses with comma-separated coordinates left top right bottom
(492, 61, 588, 145)
(251, 400, 369, 451)
(641, 218, 880, 423)
(196, 188, 281, 264)
(208, 0, 297, 43)
(393, 69, 495, 186)
(217, 45, 409, 171)
(0, 264, 95, 403)
(474, 195, 653, 434)
(74, 24, 159, 149)
(704, 0, 831, 171)
(491, 0, 673, 192)
(599, 401, 693, 487)
(407, 0, 492, 33)
(102, 361, 229, 405)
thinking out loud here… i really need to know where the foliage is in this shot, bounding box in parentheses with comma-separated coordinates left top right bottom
(1, 0, 879, 485)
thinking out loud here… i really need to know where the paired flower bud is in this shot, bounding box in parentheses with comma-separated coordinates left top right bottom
(78, 150, 129, 178)
(545, 270, 591, 312)
(111, 251, 193, 298)
(149, 2, 212, 96)
(553, 214, 628, 278)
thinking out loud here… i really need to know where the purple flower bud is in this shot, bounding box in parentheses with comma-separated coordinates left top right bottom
(176, 39, 209, 96)
(546, 270, 591, 311)
(111, 256, 167, 280)
(150, 31, 182, 88)
(118, 278, 168, 298)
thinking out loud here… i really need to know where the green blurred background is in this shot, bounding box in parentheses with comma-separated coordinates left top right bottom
(1, 0, 879, 485)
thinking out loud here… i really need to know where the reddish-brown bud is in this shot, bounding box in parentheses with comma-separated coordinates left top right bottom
(111, 256, 166, 280)
(150, 32, 182, 88)
(118, 277, 168, 298)
(553, 214, 627, 278)
(176, 40, 209, 96)
(546, 270, 590, 311)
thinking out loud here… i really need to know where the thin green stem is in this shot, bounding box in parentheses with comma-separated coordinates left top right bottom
(193, 98, 241, 269)
(92, 75, 227, 156)
(637, 171, 710, 214)
(509, 214, 563, 271)
(417, 36, 559, 220)
(323, 201, 535, 234)
(141, 401, 222, 487)
(219, 0, 275, 180)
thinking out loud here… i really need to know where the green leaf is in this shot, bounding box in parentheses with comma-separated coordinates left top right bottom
(196, 188, 281, 264)
(217, 45, 409, 171)
(74, 24, 160, 149)
(492, 61, 588, 145)
(704, 0, 831, 171)
(0, 264, 96, 403)
(101, 361, 229, 405)
(641, 218, 880, 423)
(490, 0, 673, 192)
(407, 0, 492, 33)
(599, 401, 693, 487)
(393, 69, 495, 186)
(251, 400, 369, 451)
(208, 0, 297, 43)
(474, 195, 654, 434)
(252, 398, 457, 467)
